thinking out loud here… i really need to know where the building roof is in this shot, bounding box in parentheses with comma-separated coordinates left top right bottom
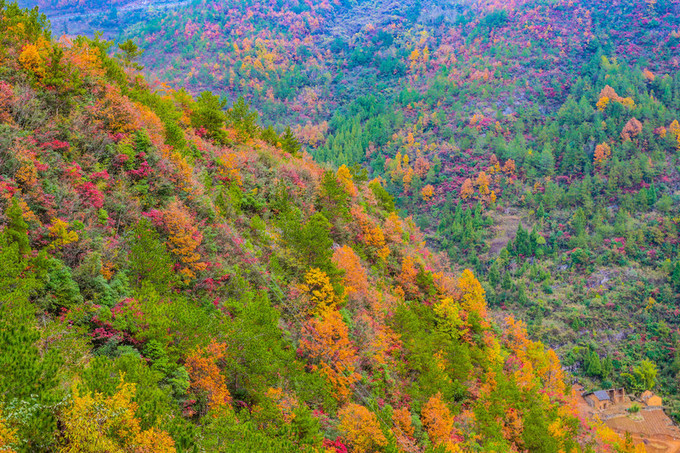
(593, 390, 611, 401)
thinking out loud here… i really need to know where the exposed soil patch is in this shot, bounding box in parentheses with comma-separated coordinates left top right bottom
(487, 210, 523, 257)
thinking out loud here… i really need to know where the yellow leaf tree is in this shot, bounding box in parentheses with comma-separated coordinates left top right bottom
(421, 184, 435, 202)
(475, 171, 491, 196)
(48, 218, 79, 250)
(337, 164, 358, 197)
(59, 376, 176, 453)
(19, 42, 46, 79)
(434, 297, 467, 340)
(338, 403, 388, 453)
(298, 267, 339, 314)
(596, 96, 610, 111)
(457, 269, 488, 325)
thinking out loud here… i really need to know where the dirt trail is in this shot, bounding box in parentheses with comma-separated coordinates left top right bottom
(487, 211, 523, 256)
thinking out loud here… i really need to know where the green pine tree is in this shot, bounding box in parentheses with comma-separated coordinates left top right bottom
(0, 233, 60, 451)
(281, 126, 301, 156)
(5, 197, 30, 255)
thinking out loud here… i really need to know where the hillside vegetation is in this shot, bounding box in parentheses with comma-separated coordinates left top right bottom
(0, 3, 649, 452)
(103, 0, 680, 422)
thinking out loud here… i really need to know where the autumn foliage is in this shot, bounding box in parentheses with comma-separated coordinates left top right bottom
(162, 201, 206, 281)
(298, 267, 340, 314)
(594, 142, 611, 164)
(185, 342, 232, 415)
(598, 84, 635, 110)
(0, 3, 648, 451)
(460, 178, 474, 199)
(0, 410, 16, 453)
(60, 377, 176, 453)
(338, 403, 388, 453)
(421, 393, 461, 453)
(337, 164, 358, 198)
(421, 184, 434, 201)
(332, 245, 369, 303)
(300, 309, 360, 401)
(621, 117, 643, 141)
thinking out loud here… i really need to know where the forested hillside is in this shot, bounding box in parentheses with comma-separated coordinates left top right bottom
(100, 0, 680, 424)
(0, 3, 650, 452)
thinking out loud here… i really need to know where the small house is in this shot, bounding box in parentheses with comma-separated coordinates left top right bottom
(640, 390, 662, 407)
(607, 388, 626, 404)
(584, 390, 611, 410)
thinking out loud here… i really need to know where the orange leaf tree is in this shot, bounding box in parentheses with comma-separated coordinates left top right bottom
(398, 255, 419, 299)
(594, 142, 611, 165)
(351, 205, 389, 261)
(421, 393, 461, 452)
(502, 159, 516, 175)
(460, 178, 474, 199)
(0, 408, 16, 453)
(621, 117, 642, 141)
(421, 184, 435, 201)
(392, 406, 417, 451)
(185, 341, 232, 415)
(163, 201, 207, 282)
(384, 212, 404, 244)
(332, 245, 369, 303)
(300, 308, 360, 401)
(598, 85, 635, 109)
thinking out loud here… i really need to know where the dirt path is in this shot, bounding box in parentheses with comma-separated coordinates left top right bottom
(487, 211, 523, 257)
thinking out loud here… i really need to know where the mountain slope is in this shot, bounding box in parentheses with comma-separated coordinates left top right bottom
(0, 3, 653, 452)
(88, 0, 680, 421)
